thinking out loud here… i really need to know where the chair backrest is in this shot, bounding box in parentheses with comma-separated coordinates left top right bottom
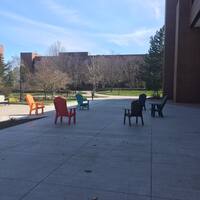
(76, 93, 84, 105)
(160, 95, 168, 110)
(131, 100, 143, 116)
(139, 93, 146, 106)
(25, 94, 35, 107)
(54, 96, 68, 116)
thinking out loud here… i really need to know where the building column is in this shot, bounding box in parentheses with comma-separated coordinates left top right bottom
(163, 0, 177, 100)
(174, 0, 200, 103)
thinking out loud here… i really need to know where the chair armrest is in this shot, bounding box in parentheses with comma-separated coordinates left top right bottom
(82, 100, 89, 103)
(35, 101, 44, 104)
(35, 101, 44, 107)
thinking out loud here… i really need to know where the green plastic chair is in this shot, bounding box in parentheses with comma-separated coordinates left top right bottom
(75, 93, 89, 110)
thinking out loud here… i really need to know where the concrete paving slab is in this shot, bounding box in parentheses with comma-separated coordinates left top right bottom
(22, 183, 151, 200)
(0, 151, 67, 182)
(44, 155, 150, 196)
(0, 99, 200, 200)
(152, 162, 200, 200)
(0, 178, 36, 200)
(4, 134, 92, 156)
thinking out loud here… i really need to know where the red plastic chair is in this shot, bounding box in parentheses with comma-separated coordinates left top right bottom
(54, 96, 76, 125)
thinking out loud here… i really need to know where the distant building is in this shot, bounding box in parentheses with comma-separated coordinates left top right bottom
(0, 45, 4, 57)
(20, 51, 145, 89)
(164, 0, 200, 103)
(21, 52, 144, 72)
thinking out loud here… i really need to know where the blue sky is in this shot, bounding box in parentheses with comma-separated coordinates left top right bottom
(0, 0, 165, 61)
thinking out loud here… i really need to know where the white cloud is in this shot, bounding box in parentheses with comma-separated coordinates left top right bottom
(127, 0, 164, 20)
(99, 28, 156, 47)
(0, 10, 96, 52)
(145, 0, 164, 20)
(42, 0, 91, 27)
(0, 10, 67, 32)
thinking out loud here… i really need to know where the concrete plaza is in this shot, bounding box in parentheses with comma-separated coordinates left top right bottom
(0, 99, 200, 200)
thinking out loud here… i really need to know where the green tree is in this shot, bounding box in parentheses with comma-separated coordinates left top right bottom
(0, 54, 7, 85)
(140, 26, 165, 95)
(4, 71, 14, 87)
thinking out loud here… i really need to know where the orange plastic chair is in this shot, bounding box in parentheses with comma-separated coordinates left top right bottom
(54, 96, 76, 125)
(25, 94, 44, 115)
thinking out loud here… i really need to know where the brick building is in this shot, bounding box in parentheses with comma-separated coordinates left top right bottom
(0, 45, 4, 57)
(21, 52, 144, 72)
(164, 0, 200, 103)
(21, 52, 145, 88)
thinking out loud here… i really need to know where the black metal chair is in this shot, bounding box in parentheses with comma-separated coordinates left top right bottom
(150, 95, 168, 117)
(124, 100, 144, 126)
(139, 93, 147, 111)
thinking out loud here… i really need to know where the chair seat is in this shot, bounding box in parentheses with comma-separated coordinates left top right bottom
(81, 102, 89, 106)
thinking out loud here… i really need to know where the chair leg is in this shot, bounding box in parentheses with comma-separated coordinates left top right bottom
(60, 117, 63, 124)
(68, 116, 71, 125)
(151, 105, 155, 117)
(151, 109, 155, 117)
(124, 114, 126, 125)
(159, 110, 163, 117)
(35, 107, 38, 115)
(29, 109, 32, 115)
(74, 109, 76, 124)
(129, 117, 131, 126)
(141, 116, 144, 125)
(136, 117, 138, 124)
(151, 109, 153, 117)
(42, 107, 44, 114)
(55, 116, 58, 124)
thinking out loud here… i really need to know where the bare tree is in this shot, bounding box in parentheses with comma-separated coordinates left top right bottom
(48, 41, 65, 56)
(122, 59, 143, 88)
(48, 69, 70, 97)
(57, 53, 89, 91)
(87, 56, 104, 90)
(34, 58, 70, 99)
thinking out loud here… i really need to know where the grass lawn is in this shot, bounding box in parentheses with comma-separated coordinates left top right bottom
(8, 92, 77, 105)
(97, 89, 162, 97)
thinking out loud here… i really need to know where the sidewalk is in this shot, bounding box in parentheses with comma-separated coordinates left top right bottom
(0, 99, 200, 199)
(0, 101, 77, 122)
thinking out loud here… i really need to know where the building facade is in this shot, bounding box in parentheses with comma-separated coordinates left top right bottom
(0, 45, 4, 57)
(164, 0, 200, 103)
(21, 52, 145, 89)
(21, 52, 144, 72)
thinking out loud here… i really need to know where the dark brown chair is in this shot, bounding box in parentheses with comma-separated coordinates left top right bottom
(139, 93, 147, 111)
(150, 95, 168, 117)
(124, 100, 144, 126)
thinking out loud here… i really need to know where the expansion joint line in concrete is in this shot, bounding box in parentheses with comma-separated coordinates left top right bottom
(18, 134, 99, 200)
(150, 125, 153, 200)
